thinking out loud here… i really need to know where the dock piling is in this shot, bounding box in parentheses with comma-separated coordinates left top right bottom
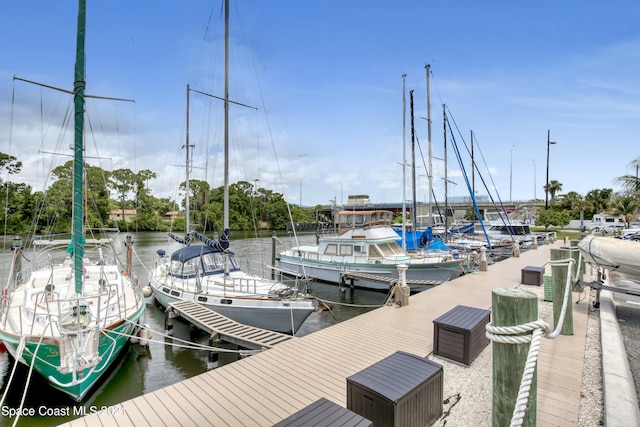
(550, 249, 574, 335)
(164, 307, 174, 336)
(208, 333, 220, 369)
(491, 288, 538, 427)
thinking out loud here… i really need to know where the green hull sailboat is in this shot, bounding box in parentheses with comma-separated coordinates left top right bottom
(0, 0, 145, 402)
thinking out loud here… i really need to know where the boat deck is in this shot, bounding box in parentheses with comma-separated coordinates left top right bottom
(62, 241, 590, 426)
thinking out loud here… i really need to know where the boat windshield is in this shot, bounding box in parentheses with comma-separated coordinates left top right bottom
(170, 252, 229, 276)
(372, 242, 405, 257)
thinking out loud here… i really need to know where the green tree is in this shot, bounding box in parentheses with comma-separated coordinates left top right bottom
(615, 157, 640, 196)
(2, 182, 34, 233)
(611, 196, 639, 227)
(0, 152, 22, 176)
(535, 209, 570, 229)
(544, 180, 563, 206)
(133, 169, 157, 215)
(110, 168, 136, 219)
(585, 188, 613, 215)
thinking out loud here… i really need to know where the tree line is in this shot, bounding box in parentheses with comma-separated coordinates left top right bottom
(535, 158, 640, 228)
(3, 151, 640, 234)
(0, 152, 315, 235)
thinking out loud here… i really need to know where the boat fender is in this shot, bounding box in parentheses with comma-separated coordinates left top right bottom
(142, 284, 153, 298)
(139, 325, 151, 346)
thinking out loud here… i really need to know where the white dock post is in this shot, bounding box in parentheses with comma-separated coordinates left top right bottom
(512, 241, 520, 257)
(396, 264, 409, 306)
(479, 247, 488, 272)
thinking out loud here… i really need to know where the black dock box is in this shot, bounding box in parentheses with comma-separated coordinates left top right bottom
(433, 305, 491, 366)
(346, 351, 443, 427)
(521, 265, 545, 286)
(273, 397, 372, 427)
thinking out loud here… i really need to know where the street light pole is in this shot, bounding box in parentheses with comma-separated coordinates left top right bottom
(545, 129, 556, 209)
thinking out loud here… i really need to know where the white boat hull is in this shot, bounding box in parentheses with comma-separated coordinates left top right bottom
(149, 269, 316, 335)
(276, 256, 457, 292)
(578, 235, 640, 284)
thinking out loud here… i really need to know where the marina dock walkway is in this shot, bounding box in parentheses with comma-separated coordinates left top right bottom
(63, 242, 593, 426)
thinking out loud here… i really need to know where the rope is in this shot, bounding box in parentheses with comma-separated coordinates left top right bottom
(484, 258, 575, 427)
(118, 318, 259, 354)
(13, 335, 47, 427)
(0, 336, 26, 409)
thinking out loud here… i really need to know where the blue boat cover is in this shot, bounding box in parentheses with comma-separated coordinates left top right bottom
(170, 244, 217, 262)
(394, 227, 433, 250)
(425, 236, 451, 251)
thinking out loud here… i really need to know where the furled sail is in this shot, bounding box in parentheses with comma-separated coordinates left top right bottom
(192, 229, 230, 252)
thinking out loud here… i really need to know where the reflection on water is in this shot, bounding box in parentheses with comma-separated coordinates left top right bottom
(0, 231, 386, 426)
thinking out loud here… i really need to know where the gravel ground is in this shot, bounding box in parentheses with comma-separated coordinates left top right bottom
(427, 284, 604, 426)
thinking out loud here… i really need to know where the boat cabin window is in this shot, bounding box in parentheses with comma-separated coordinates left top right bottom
(491, 225, 530, 235)
(324, 244, 338, 255)
(369, 245, 382, 258)
(201, 252, 225, 273)
(353, 245, 364, 253)
(173, 257, 200, 276)
(339, 245, 353, 256)
(377, 242, 404, 256)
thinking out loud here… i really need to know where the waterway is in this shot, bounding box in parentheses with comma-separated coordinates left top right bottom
(0, 231, 389, 426)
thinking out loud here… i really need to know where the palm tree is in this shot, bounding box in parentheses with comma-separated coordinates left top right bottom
(544, 180, 562, 206)
(615, 157, 640, 196)
(585, 188, 613, 214)
(611, 196, 639, 227)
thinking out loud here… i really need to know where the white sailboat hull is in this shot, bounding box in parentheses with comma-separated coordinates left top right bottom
(149, 263, 316, 335)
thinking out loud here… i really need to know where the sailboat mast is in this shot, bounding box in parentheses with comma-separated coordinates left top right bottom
(471, 130, 475, 198)
(401, 74, 407, 250)
(410, 90, 417, 229)
(185, 84, 191, 232)
(425, 64, 433, 227)
(72, 0, 87, 294)
(223, 0, 230, 231)
(443, 105, 449, 241)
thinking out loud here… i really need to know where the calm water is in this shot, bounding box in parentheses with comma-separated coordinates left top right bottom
(0, 231, 388, 426)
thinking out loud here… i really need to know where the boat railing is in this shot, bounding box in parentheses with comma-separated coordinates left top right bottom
(220, 275, 282, 296)
(238, 259, 311, 294)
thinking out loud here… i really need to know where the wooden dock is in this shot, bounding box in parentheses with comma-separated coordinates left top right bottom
(62, 241, 590, 426)
(167, 300, 295, 350)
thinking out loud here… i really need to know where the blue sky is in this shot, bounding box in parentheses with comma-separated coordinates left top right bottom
(2, 1, 640, 209)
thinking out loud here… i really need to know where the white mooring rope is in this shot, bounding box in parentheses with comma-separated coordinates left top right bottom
(485, 257, 577, 427)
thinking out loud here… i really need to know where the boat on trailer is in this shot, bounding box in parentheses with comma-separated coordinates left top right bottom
(578, 235, 640, 286)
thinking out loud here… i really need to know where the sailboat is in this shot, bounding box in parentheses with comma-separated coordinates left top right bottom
(0, 0, 146, 401)
(148, 0, 317, 335)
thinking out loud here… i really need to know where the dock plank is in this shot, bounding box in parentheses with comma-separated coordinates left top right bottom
(62, 242, 592, 426)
